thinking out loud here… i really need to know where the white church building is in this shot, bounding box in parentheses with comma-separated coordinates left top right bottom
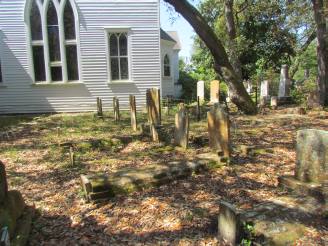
(0, 0, 181, 114)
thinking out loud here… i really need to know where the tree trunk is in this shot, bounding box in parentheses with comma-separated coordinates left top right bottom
(164, 0, 257, 114)
(312, 0, 328, 106)
(224, 0, 242, 79)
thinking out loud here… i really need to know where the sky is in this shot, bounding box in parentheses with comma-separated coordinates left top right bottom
(160, 0, 200, 59)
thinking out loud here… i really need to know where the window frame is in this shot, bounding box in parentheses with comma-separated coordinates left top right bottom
(105, 27, 132, 83)
(163, 54, 171, 78)
(25, 0, 81, 84)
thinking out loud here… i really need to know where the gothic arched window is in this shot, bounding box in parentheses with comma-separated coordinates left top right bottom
(27, 0, 79, 83)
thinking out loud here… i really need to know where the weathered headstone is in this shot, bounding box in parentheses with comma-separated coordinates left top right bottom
(270, 96, 278, 110)
(69, 147, 75, 167)
(246, 80, 253, 94)
(295, 129, 327, 183)
(260, 80, 269, 98)
(113, 97, 120, 122)
(174, 106, 189, 149)
(278, 65, 291, 97)
(146, 88, 161, 125)
(197, 81, 205, 102)
(129, 95, 137, 131)
(307, 91, 321, 108)
(210, 80, 220, 103)
(207, 104, 231, 158)
(96, 97, 103, 117)
(218, 201, 242, 245)
(279, 129, 328, 202)
(0, 161, 8, 203)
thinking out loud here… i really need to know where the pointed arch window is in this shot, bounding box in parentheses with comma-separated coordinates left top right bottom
(163, 54, 171, 77)
(27, 0, 79, 83)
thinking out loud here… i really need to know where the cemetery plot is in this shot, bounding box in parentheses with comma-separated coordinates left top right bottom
(0, 104, 327, 245)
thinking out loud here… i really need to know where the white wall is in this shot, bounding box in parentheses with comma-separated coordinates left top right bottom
(0, 0, 160, 114)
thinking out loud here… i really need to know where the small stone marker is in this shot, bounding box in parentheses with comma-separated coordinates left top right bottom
(197, 81, 205, 102)
(113, 97, 120, 122)
(96, 97, 103, 117)
(218, 201, 242, 245)
(197, 96, 201, 121)
(129, 95, 137, 131)
(146, 88, 161, 125)
(260, 80, 269, 98)
(69, 147, 75, 166)
(174, 106, 189, 149)
(246, 80, 252, 94)
(270, 96, 278, 110)
(0, 161, 8, 203)
(278, 65, 291, 97)
(207, 104, 231, 158)
(307, 91, 321, 108)
(210, 80, 220, 103)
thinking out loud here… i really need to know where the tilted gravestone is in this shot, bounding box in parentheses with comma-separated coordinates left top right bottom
(129, 95, 137, 131)
(174, 105, 189, 149)
(207, 104, 231, 158)
(113, 97, 120, 122)
(279, 129, 328, 202)
(210, 80, 220, 103)
(278, 65, 292, 97)
(146, 88, 161, 126)
(197, 81, 205, 102)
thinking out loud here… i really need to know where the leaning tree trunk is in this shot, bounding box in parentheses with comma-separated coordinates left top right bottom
(163, 0, 257, 115)
(312, 0, 328, 106)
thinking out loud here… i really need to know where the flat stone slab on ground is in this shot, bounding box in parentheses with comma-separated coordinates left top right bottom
(81, 161, 205, 201)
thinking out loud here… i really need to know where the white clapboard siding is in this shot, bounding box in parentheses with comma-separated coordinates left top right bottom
(0, 0, 160, 114)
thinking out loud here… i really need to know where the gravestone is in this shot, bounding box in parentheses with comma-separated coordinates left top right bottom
(197, 81, 205, 102)
(279, 129, 328, 202)
(146, 88, 161, 125)
(129, 95, 137, 131)
(0, 161, 8, 203)
(174, 106, 189, 149)
(270, 96, 278, 110)
(197, 96, 201, 121)
(207, 104, 231, 158)
(260, 80, 269, 98)
(96, 97, 103, 117)
(113, 97, 120, 122)
(278, 65, 291, 97)
(246, 80, 252, 94)
(218, 201, 242, 245)
(210, 80, 220, 103)
(307, 91, 320, 108)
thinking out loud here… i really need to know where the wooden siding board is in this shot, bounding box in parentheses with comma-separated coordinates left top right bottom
(0, 0, 160, 114)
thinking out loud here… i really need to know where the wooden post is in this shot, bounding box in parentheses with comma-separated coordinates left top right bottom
(69, 146, 75, 167)
(197, 96, 201, 121)
(97, 97, 103, 117)
(113, 97, 120, 122)
(129, 95, 137, 131)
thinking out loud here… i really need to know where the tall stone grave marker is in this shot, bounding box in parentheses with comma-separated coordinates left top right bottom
(210, 80, 220, 103)
(146, 88, 161, 126)
(260, 80, 269, 98)
(174, 105, 189, 149)
(278, 65, 291, 97)
(113, 97, 120, 122)
(129, 95, 137, 131)
(207, 104, 231, 158)
(197, 81, 205, 102)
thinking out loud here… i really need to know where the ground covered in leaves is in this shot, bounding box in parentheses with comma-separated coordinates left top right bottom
(1, 106, 327, 245)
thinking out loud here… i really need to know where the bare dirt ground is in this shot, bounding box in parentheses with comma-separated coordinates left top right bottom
(1, 107, 327, 245)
